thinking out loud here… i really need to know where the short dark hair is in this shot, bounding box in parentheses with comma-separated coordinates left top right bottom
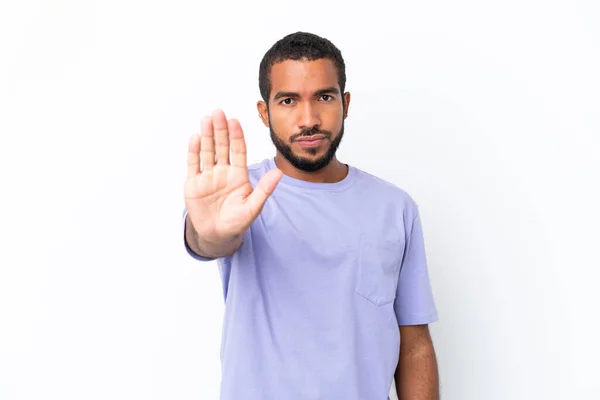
(258, 32, 346, 105)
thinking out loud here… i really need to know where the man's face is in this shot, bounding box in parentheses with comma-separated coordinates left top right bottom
(263, 58, 349, 172)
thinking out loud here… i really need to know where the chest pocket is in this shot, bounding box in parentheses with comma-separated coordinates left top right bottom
(354, 234, 404, 306)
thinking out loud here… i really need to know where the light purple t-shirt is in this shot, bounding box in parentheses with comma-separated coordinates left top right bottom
(183, 158, 438, 400)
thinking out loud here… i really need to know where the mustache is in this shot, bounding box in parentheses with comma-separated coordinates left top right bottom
(290, 126, 332, 141)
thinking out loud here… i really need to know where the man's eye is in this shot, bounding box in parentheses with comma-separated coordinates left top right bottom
(320, 95, 333, 101)
(281, 98, 293, 105)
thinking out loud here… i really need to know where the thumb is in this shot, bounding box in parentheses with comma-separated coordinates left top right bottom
(246, 168, 283, 217)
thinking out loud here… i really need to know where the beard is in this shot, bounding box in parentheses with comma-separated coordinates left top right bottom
(269, 117, 345, 173)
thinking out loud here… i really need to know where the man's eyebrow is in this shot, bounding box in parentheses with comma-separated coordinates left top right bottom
(273, 91, 299, 101)
(314, 87, 340, 96)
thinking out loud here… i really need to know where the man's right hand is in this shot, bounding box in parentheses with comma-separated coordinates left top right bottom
(184, 109, 282, 251)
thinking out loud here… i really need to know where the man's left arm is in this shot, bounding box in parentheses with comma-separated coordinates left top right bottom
(393, 205, 440, 399)
(394, 324, 439, 400)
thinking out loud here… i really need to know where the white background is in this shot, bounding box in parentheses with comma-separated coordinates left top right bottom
(1, 0, 599, 399)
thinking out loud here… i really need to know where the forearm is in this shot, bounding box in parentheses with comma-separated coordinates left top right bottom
(395, 343, 439, 400)
(185, 214, 243, 258)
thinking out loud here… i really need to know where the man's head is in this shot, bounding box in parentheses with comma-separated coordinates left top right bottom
(257, 32, 350, 173)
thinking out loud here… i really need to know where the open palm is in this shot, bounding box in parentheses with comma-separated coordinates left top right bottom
(184, 110, 282, 244)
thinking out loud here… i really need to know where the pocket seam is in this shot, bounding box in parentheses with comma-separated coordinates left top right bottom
(354, 235, 403, 307)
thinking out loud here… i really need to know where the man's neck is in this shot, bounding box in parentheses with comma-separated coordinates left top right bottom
(273, 154, 348, 184)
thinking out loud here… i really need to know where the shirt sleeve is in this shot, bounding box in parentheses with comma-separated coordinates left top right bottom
(182, 208, 217, 262)
(394, 208, 439, 325)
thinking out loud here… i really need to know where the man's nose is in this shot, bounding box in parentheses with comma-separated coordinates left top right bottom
(297, 103, 321, 130)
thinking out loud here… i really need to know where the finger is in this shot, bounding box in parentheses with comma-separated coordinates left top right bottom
(200, 115, 215, 170)
(246, 169, 283, 217)
(228, 118, 247, 168)
(213, 109, 230, 165)
(186, 132, 201, 178)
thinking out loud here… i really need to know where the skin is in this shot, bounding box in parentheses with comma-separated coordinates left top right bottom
(185, 57, 439, 399)
(257, 58, 350, 183)
(396, 324, 440, 399)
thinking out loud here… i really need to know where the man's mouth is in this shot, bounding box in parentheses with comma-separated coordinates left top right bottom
(295, 134, 327, 142)
(294, 135, 327, 148)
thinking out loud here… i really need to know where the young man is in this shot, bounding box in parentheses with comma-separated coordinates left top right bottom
(183, 32, 439, 400)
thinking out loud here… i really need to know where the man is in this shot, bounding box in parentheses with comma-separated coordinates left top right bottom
(183, 32, 439, 400)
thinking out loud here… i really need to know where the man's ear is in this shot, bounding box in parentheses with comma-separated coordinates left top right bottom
(343, 92, 351, 119)
(257, 101, 269, 127)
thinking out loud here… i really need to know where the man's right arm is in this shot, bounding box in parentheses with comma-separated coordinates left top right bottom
(184, 211, 243, 260)
(182, 110, 281, 261)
